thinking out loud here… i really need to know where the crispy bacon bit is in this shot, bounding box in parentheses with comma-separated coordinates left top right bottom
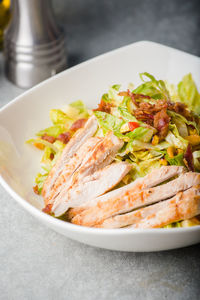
(128, 90, 151, 107)
(168, 102, 191, 119)
(41, 133, 56, 144)
(70, 119, 87, 132)
(154, 109, 171, 140)
(50, 153, 54, 160)
(184, 145, 194, 171)
(118, 91, 129, 96)
(42, 204, 53, 215)
(33, 185, 39, 195)
(93, 99, 114, 113)
(133, 99, 169, 126)
(57, 132, 71, 144)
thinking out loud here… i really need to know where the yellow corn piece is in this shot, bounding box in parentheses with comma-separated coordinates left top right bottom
(185, 135, 200, 146)
(167, 146, 175, 158)
(177, 148, 183, 154)
(188, 127, 197, 135)
(160, 158, 168, 166)
(34, 142, 45, 150)
(152, 135, 159, 146)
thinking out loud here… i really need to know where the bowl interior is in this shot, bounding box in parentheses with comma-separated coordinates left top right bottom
(1, 41, 200, 211)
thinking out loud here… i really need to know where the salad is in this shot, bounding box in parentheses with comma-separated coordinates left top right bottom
(27, 73, 200, 228)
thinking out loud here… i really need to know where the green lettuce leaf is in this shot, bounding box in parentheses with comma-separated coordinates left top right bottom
(166, 125, 188, 150)
(131, 159, 161, 179)
(165, 152, 184, 166)
(94, 111, 124, 138)
(117, 96, 140, 123)
(65, 100, 89, 120)
(124, 139, 169, 154)
(126, 127, 150, 141)
(133, 72, 170, 100)
(50, 109, 71, 125)
(108, 85, 123, 104)
(94, 111, 152, 142)
(168, 110, 199, 134)
(69, 100, 88, 115)
(26, 138, 59, 152)
(41, 146, 54, 165)
(193, 150, 200, 171)
(35, 172, 48, 194)
(36, 124, 66, 138)
(163, 218, 200, 228)
(178, 73, 200, 114)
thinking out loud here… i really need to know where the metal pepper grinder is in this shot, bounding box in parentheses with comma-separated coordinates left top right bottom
(4, 0, 67, 88)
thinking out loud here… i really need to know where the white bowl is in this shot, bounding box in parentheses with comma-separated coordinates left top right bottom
(1, 41, 200, 252)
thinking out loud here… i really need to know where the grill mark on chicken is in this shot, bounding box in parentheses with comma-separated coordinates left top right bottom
(51, 162, 132, 217)
(42, 116, 98, 200)
(68, 166, 185, 220)
(72, 172, 200, 227)
(50, 132, 124, 216)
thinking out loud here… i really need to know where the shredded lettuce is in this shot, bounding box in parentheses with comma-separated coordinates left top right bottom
(166, 125, 188, 150)
(132, 159, 161, 179)
(94, 110, 152, 143)
(35, 172, 48, 194)
(117, 96, 139, 122)
(165, 152, 184, 166)
(64, 100, 89, 120)
(133, 72, 170, 100)
(178, 73, 200, 114)
(94, 111, 124, 138)
(50, 109, 71, 125)
(108, 85, 123, 104)
(164, 217, 200, 228)
(26, 138, 59, 153)
(69, 100, 89, 116)
(124, 140, 169, 154)
(193, 150, 200, 171)
(168, 110, 199, 134)
(36, 124, 66, 138)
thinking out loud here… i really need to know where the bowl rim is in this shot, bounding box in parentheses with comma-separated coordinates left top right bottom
(1, 40, 200, 236)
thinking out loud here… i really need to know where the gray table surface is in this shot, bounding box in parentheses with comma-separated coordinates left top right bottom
(1, 0, 200, 299)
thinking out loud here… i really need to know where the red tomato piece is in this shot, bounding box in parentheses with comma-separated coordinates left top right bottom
(128, 122, 139, 131)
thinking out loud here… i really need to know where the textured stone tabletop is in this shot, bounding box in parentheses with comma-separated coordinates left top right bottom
(0, 1, 200, 299)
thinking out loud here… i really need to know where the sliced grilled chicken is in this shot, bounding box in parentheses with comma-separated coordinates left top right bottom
(72, 172, 200, 227)
(42, 115, 98, 200)
(51, 132, 124, 216)
(69, 166, 185, 220)
(52, 162, 132, 217)
(44, 137, 101, 205)
(97, 186, 200, 228)
(128, 186, 200, 229)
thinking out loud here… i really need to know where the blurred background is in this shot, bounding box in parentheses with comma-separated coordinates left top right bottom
(52, 0, 200, 67)
(0, 0, 200, 103)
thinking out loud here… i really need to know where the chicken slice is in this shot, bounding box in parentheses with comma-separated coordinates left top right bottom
(44, 137, 101, 205)
(97, 186, 200, 228)
(69, 166, 185, 220)
(52, 162, 132, 217)
(129, 186, 200, 229)
(72, 172, 200, 227)
(51, 132, 124, 216)
(42, 115, 98, 200)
